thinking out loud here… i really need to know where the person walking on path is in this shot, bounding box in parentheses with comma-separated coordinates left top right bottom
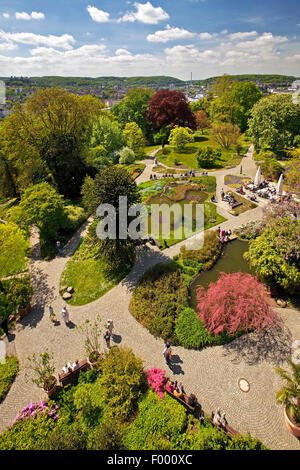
(61, 306, 70, 325)
(104, 330, 111, 349)
(163, 344, 172, 368)
(56, 241, 62, 256)
(48, 305, 56, 323)
(107, 319, 114, 335)
(240, 165, 243, 175)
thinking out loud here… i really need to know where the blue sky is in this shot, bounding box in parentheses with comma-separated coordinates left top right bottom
(0, 0, 299, 78)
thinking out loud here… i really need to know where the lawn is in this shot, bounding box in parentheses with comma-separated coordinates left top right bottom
(0, 357, 19, 403)
(144, 145, 161, 156)
(157, 133, 249, 170)
(60, 236, 133, 306)
(117, 163, 146, 179)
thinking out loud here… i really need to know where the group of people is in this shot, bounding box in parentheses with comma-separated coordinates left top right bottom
(221, 189, 238, 206)
(61, 359, 80, 375)
(217, 226, 232, 244)
(49, 305, 70, 325)
(211, 408, 228, 430)
(166, 379, 198, 408)
(103, 319, 114, 349)
(163, 340, 172, 368)
(150, 173, 158, 180)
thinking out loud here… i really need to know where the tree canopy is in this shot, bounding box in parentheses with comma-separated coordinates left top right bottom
(147, 90, 196, 130)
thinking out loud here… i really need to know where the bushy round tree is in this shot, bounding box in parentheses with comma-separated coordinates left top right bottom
(196, 272, 280, 335)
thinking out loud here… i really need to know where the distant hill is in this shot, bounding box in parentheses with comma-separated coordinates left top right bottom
(0, 75, 185, 88)
(1, 74, 298, 89)
(193, 74, 299, 86)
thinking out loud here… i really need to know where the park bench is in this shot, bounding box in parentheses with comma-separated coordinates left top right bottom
(209, 419, 238, 438)
(165, 388, 196, 413)
(58, 359, 90, 387)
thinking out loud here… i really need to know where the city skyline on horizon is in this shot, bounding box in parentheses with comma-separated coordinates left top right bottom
(0, 0, 299, 79)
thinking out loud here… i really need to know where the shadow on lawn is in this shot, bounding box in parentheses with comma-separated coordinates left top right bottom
(222, 324, 292, 366)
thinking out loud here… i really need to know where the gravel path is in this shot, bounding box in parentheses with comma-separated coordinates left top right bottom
(0, 147, 299, 450)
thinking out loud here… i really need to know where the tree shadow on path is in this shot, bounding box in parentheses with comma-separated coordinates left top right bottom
(222, 324, 292, 366)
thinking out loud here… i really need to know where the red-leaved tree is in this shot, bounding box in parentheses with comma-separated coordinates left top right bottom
(145, 367, 166, 398)
(147, 90, 196, 130)
(196, 272, 280, 335)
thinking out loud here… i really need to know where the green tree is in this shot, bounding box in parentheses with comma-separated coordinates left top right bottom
(168, 126, 194, 151)
(285, 159, 300, 196)
(197, 146, 221, 168)
(211, 123, 241, 150)
(111, 87, 154, 138)
(0, 89, 103, 198)
(118, 146, 135, 165)
(245, 219, 300, 294)
(82, 167, 142, 271)
(248, 94, 300, 152)
(9, 182, 65, 243)
(123, 122, 145, 157)
(98, 347, 147, 421)
(90, 114, 123, 157)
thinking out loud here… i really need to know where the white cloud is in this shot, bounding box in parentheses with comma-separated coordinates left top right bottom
(228, 31, 258, 41)
(236, 32, 288, 52)
(15, 11, 45, 20)
(31, 12, 45, 20)
(115, 48, 132, 55)
(0, 41, 17, 51)
(147, 25, 196, 42)
(120, 1, 169, 24)
(0, 31, 76, 50)
(2, 13, 10, 19)
(87, 5, 110, 23)
(199, 32, 214, 39)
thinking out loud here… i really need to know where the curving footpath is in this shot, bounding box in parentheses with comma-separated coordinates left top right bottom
(0, 147, 300, 450)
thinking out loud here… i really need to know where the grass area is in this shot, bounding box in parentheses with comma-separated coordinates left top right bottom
(117, 163, 146, 179)
(224, 174, 251, 187)
(0, 357, 19, 403)
(157, 133, 249, 170)
(138, 176, 226, 248)
(60, 237, 133, 306)
(144, 145, 161, 156)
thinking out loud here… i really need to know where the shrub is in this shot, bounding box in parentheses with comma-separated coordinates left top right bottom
(0, 277, 32, 328)
(88, 418, 124, 450)
(97, 347, 147, 421)
(0, 407, 57, 450)
(0, 357, 19, 403)
(234, 220, 264, 240)
(45, 421, 88, 450)
(175, 308, 213, 349)
(245, 220, 300, 294)
(179, 231, 222, 270)
(228, 434, 269, 450)
(61, 205, 87, 231)
(130, 262, 188, 343)
(197, 272, 280, 336)
(260, 158, 284, 180)
(123, 390, 187, 450)
(118, 146, 136, 165)
(145, 368, 166, 398)
(0, 223, 28, 278)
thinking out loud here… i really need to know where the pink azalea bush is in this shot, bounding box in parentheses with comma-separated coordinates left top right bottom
(10, 401, 59, 429)
(197, 272, 280, 336)
(145, 367, 166, 398)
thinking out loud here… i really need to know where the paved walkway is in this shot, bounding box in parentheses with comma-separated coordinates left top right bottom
(0, 148, 300, 450)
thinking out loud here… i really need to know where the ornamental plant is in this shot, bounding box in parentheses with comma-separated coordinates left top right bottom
(196, 272, 280, 336)
(10, 401, 59, 429)
(25, 350, 56, 390)
(77, 314, 102, 356)
(275, 360, 300, 425)
(145, 368, 166, 398)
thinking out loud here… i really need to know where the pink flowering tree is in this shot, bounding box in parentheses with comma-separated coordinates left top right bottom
(10, 401, 59, 429)
(197, 272, 280, 336)
(145, 367, 166, 398)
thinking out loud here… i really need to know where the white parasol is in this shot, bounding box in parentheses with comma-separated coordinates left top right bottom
(276, 173, 284, 196)
(254, 166, 261, 186)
